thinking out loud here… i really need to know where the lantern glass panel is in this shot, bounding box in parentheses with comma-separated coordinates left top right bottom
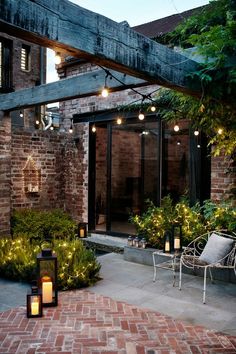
(78, 223, 87, 238)
(37, 252, 58, 307)
(27, 292, 42, 318)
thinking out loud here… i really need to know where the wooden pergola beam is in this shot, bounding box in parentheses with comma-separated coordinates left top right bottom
(0, 70, 145, 111)
(0, 0, 202, 97)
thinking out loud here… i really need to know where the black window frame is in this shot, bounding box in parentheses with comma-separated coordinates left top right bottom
(0, 37, 13, 93)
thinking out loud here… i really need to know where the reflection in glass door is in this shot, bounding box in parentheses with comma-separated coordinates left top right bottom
(93, 119, 160, 235)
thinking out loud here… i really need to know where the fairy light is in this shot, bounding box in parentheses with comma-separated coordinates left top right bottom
(218, 128, 223, 135)
(92, 125, 96, 133)
(194, 129, 199, 136)
(20, 111, 24, 118)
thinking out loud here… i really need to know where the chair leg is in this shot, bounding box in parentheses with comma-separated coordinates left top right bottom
(209, 268, 214, 283)
(153, 266, 157, 282)
(179, 260, 182, 290)
(203, 267, 207, 304)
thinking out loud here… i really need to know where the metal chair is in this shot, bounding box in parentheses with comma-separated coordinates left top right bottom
(179, 230, 236, 303)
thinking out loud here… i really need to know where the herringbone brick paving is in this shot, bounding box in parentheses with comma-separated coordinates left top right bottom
(0, 290, 235, 354)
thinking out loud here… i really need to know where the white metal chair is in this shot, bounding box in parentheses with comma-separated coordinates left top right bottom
(179, 230, 236, 303)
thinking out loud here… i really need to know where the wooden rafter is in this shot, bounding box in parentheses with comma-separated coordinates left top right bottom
(0, 0, 202, 102)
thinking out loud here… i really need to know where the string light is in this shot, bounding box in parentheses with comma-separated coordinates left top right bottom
(20, 111, 24, 118)
(69, 118, 73, 133)
(177, 140, 181, 145)
(138, 109, 145, 120)
(50, 125, 54, 131)
(197, 144, 201, 148)
(55, 52, 61, 65)
(217, 128, 223, 135)
(101, 72, 110, 98)
(194, 129, 199, 136)
(92, 125, 96, 133)
(35, 119, 40, 125)
(116, 117, 122, 125)
(174, 124, 180, 132)
(150, 105, 156, 112)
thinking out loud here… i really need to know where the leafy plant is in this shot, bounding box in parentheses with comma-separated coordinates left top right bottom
(202, 199, 236, 232)
(129, 196, 205, 248)
(0, 236, 101, 290)
(11, 209, 77, 241)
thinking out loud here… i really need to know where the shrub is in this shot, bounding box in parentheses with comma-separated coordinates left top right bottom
(11, 208, 77, 241)
(202, 200, 236, 233)
(0, 236, 101, 290)
(129, 196, 205, 248)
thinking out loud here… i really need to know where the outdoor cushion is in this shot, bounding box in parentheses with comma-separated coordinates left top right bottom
(199, 233, 234, 264)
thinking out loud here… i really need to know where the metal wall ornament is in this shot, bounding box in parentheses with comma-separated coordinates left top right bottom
(26, 284, 43, 318)
(37, 248, 58, 307)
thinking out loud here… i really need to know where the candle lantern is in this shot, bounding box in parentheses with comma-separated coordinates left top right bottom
(172, 223, 182, 253)
(134, 236, 140, 248)
(26, 284, 43, 318)
(140, 238, 147, 249)
(163, 230, 172, 253)
(37, 248, 58, 307)
(78, 222, 87, 238)
(127, 236, 133, 246)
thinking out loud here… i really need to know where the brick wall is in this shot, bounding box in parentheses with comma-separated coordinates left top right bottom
(0, 113, 11, 236)
(211, 154, 236, 203)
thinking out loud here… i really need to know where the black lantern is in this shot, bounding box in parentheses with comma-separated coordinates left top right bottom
(78, 222, 87, 238)
(37, 248, 58, 307)
(26, 284, 43, 318)
(163, 230, 172, 253)
(172, 223, 182, 253)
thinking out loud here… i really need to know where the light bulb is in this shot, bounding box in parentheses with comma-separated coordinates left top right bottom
(92, 125, 96, 133)
(138, 111, 145, 120)
(177, 141, 181, 145)
(55, 52, 61, 65)
(197, 144, 201, 148)
(117, 118, 122, 125)
(20, 111, 24, 118)
(35, 119, 40, 125)
(69, 127, 73, 134)
(50, 125, 54, 131)
(101, 87, 109, 98)
(150, 105, 156, 112)
(194, 129, 199, 136)
(174, 124, 180, 132)
(218, 128, 223, 135)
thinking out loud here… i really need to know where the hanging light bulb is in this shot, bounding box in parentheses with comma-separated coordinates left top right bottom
(35, 119, 40, 125)
(101, 86, 109, 98)
(197, 144, 201, 148)
(69, 118, 73, 134)
(150, 105, 156, 112)
(55, 52, 61, 65)
(92, 125, 96, 133)
(174, 124, 180, 132)
(20, 110, 24, 118)
(50, 125, 54, 131)
(177, 140, 181, 146)
(101, 72, 110, 98)
(138, 108, 145, 120)
(117, 117, 122, 125)
(194, 129, 199, 136)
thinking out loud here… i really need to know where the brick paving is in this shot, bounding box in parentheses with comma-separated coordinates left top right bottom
(0, 290, 236, 354)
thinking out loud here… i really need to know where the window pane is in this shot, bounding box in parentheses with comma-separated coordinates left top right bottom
(21, 45, 30, 71)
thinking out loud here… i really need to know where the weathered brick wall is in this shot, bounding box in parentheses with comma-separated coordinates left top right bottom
(211, 154, 236, 204)
(10, 128, 87, 223)
(0, 113, 11, 236)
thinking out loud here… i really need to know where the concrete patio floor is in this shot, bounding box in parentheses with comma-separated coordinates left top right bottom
(0, 252, 236, 353)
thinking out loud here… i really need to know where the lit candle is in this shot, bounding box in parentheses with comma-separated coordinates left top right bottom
(31, 297, 39, 315)
(80, 229, 85, 238)
(165, 240, 170, 252)
(174, 237, 180, 250)
(42, 280, 53, 304)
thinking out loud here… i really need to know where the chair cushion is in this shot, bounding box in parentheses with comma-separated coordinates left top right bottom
(199, 233, 234, 264)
